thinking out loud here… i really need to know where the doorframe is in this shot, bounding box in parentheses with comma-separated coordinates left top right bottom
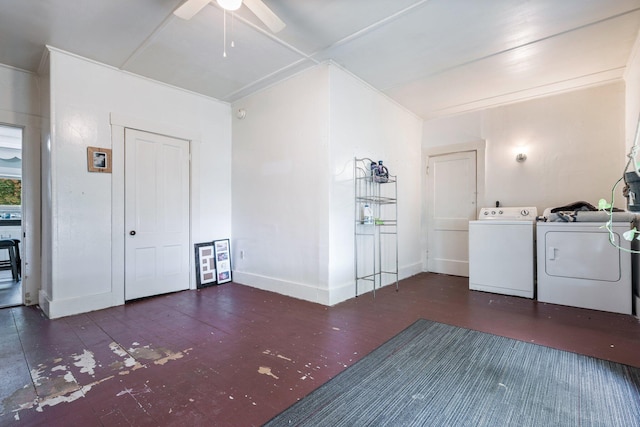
(110, 113, 200, 305)
(0, 112, 41, 306)
(422, 140, 486, 271)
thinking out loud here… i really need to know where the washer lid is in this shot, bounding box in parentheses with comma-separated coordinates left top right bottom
(478, 207, 538, 220)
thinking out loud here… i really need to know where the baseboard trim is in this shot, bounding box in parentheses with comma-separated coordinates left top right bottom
(233, 271, 330, 305)
(232, 267, 420, 306)
(401, 262, 423, 279)
(39, 290, 116, 319)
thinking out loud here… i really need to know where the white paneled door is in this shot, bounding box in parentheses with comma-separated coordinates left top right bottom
(426, 151, 477, 276)
(125, 129, 190, 300)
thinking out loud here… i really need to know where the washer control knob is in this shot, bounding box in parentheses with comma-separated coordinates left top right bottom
(521, 209, 529, 216)
(491, 210, 496, 215)
(483, 211, 489, 215)
(498, 210, 503, 214)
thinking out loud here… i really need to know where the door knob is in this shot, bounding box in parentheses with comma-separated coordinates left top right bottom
(130, 230, 136, 236)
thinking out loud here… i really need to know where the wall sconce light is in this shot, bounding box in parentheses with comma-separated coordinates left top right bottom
(516, 153, 527, 162)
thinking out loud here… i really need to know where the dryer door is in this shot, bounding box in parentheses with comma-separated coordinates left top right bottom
(545, 230, 621, 281)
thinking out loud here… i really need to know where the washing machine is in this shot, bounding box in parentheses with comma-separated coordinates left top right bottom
(469, 207, 538, 298)
(536, 221, 632, 315)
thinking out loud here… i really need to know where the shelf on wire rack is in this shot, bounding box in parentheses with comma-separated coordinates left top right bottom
(353, 156, 399, 297)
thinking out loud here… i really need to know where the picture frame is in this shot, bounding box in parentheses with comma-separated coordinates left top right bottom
(87, 146, 112, 173)
(194, 242, 217, 288)
(213, 239, 232, 284)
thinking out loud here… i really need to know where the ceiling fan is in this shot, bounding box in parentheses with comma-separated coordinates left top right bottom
(174, 0, 286, 33)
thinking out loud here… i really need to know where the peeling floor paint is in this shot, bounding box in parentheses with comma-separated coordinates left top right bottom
(109, 342, 128, 358)
(108, 342, 144, 372)
(124, 344, 193, 366)
(4, 341, 192, 420)
(116, 384, 151, 399)
(4, 386, 37, 414)
(63, 371, 76, 383)
(260, 351, 326, 383)
(128, 345, 165, 361)
(258, 366, 279, 380)
(297, 370, 315, 381)
(262, 349, 293, 362)
(30, 366, 45, 387)
(73, 350, 97, 376)
(115, 385, 153, 416)
(154, 348, 190, 366)
(37, 375, 80, 399)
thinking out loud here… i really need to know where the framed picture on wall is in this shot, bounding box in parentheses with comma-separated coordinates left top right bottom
(213, 239, 232, 284)
(87, 146, 112, 173)
(195, 242, 217, 288)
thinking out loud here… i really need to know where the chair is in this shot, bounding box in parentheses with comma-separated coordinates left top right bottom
(0, 239, 20, 281)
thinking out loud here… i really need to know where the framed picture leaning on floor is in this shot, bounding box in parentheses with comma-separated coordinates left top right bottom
(213, 239, 232, 284)
(195, 242, 216, 288)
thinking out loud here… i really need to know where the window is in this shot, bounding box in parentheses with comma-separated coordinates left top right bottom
(0, 125, 22, 219)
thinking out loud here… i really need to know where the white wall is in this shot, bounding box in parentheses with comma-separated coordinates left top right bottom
(625, 32, 640, 156)
(423, 82, 626, 212)
(39, 55, 51, 305)
(328, 65, 423, 303)
(41, 48, 231, 319)
(0, 63, 41, 305)
(231, 63, 422, 305)
(231, 64, 331, 303)
(0, 64, 40, 116)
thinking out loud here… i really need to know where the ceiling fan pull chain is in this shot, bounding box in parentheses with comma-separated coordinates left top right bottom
(223, 9, 227, 57)
(231, 12, 235, 48)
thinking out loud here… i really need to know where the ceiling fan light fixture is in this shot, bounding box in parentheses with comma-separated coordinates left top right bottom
(217, 0, 242, 11)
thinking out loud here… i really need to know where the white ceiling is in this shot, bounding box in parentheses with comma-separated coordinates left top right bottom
(1, 0, 639, 119)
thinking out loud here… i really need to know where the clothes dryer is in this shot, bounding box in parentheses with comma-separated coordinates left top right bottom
(536, 221, 632, 315)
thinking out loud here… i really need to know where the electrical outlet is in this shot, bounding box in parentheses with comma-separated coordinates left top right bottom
(240, 250, 245, 259)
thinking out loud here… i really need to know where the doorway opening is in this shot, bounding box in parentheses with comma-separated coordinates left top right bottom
(0, 124, 22, 308)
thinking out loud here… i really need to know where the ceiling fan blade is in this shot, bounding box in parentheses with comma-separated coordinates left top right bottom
(243, 0, 286, 33)
(174, 0, 212, 20)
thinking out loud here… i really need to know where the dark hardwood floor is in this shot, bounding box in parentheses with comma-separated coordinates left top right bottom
(1, 272, 639, 426)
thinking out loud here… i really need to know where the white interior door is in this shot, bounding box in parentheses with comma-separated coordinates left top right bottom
(427, 151, 477, 276)
(125, 129, 190, 300)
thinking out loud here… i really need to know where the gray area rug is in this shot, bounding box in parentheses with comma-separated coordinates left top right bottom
(264, 319, 640, 426)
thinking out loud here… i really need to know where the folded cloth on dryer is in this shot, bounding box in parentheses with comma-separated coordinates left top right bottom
(575, 211, 636, 222)
(550, 201, 598, 213)
(546, 211, 578, 222)
(546, 206, 592, 222)
(544, 201, 626, 222)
